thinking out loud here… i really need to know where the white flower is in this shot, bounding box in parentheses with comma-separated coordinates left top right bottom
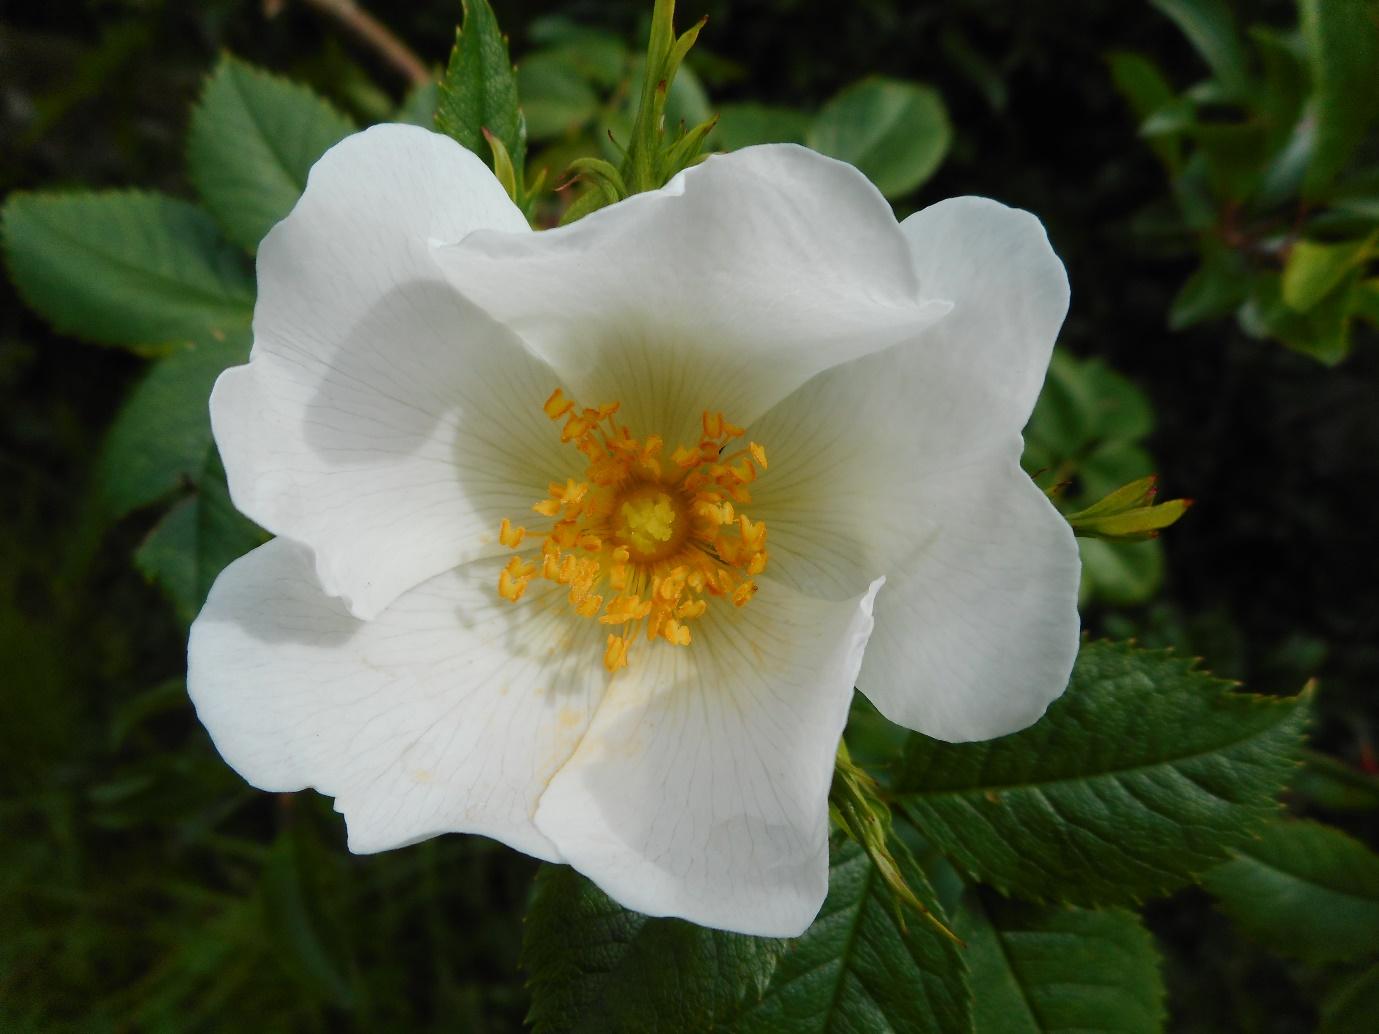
(188, 124, 1079, 937)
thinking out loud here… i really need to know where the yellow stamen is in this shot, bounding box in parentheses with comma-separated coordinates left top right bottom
(495, 389, 771, 671)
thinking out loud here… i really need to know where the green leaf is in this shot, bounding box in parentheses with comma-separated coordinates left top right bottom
(521, 864, 785, 1034)
(1078, 538, 1163, 607)
(1354, 278, 1379, 326)
(1293, 749, 1379, 811)
(527, 18, 628, 88)
(895, 640, 1310, 906)
(96, 328, 251, 519)
(134, 497, 201, 623)
(959, 893, 1165, 1034)
(711, 103, 812, 151)
(1169, 243, 1250, 329)
(260, 827, 354, 1008)
(806, 77, 952, 199)
(1, 191, 252, 349)
(396, 80, 440, 128)
(134, 457, 263, 626)
(187, 55, 357, 252)
(730, 841, 971, 1034)
(1107, 52, 1183, 172)
(437, 0, 525, 192)
(517, 52, 600, 139)
(1202, 819, 1379, 965)
(1150, 0, 1251, 102)
(1281, 235, 1376, 312)
(1241, 270, 1357, 364)
(1321, 964, 1379, 1034)
(1301, 0, 1379, 199)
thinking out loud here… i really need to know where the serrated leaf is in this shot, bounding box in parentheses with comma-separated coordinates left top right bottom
(959, 892, 1165, 1034)
(1150, 0, 1251, 102)
(1, 191, 252, 349)
(96, 328, 251, 519)
(522, 864, 785, 1034)
(895, 640, 1310, 906)
(806, 77, 951, 199)
(436, 0, 525, 185)
(187, 55, 357, 252)
(1202, 819, 1379, 965)
(729, 841, 971, 1034)
(1301, 0, 1379, 199)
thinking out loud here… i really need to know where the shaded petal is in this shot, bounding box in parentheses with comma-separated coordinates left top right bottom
(213, 124, 567, 620)
(435, 144, 948, 445)
(188, 538, 609, 858)
(747, 196, 1078, 740)
(534, 576, 883, 937)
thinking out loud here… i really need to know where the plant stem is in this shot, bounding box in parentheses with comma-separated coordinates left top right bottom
(297, 0, 431, 87)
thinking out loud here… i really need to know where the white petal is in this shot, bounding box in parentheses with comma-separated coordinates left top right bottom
(533, 577, 883, 937)
(900, 195, 1070, 437)
(213, 124, 565, 620)
(854, 447, 1080, 741)
(188, 538, 610, 859)
(435, 144, 948, 444)
(747, 196, 1078, 740)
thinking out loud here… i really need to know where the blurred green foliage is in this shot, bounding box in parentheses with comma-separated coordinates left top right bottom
(2, 0, 1377, 1030)
(1113, 0, 1379, 363)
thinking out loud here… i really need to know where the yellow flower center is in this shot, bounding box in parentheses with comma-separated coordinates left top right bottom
(496, 388, 770, 673)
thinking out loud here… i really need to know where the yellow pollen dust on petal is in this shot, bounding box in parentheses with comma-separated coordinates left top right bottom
(494, 388, 772, 672)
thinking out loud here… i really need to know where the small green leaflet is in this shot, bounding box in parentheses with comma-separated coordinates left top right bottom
(959, 892, 1165, 1034)
(895, 640, 1309, 906)
(187, 55, 357, 252)
(1202, 819, 1379, 966)
(0, 191, 252, 350)
(96, 327, 250, 519)
(806, 77, 951, 200)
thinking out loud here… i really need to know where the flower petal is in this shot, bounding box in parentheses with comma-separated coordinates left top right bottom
(747, 196, 1078, 740)
(213, 124, 566, 620)
(188, 538, 610, 859)
(533, 576, 883, 937)
(854, 447, 1080, 741)
(900, 195, 1070, 439)
(434, 144, 948, 443)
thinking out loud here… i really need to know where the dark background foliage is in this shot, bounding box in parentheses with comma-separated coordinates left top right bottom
(1, 1, 1374, 1030)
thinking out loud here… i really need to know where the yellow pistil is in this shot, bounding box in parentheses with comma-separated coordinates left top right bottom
(495, 387, 770, 672)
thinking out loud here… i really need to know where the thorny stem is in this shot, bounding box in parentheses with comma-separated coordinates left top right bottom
(292, 0, 431, 87)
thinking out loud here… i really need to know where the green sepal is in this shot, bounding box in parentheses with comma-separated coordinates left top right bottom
(437, 0, 529, 213)
(1065, 475, 1193, 542)
(829, 741, 960, 945)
